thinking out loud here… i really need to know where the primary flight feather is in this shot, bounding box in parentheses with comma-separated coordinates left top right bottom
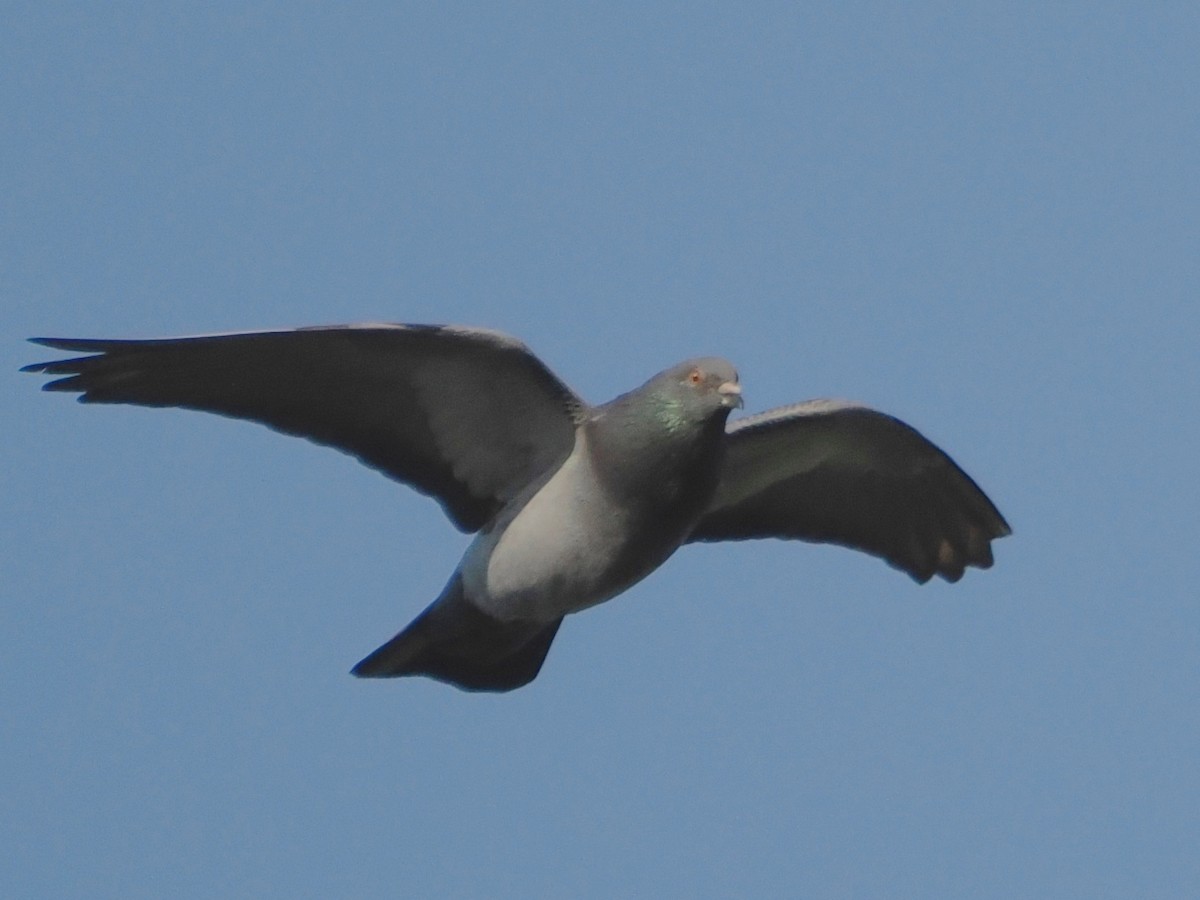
(24, 323, 1010, 692)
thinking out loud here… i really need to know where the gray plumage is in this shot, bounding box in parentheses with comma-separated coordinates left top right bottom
(24, 323, 1010, 692)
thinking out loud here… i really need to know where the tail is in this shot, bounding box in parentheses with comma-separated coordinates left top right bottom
(351, 573, 563, 693)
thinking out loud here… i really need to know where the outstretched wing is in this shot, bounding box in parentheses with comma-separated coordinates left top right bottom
(24, 324, 584, 532)
(688, 400, 1011, 582)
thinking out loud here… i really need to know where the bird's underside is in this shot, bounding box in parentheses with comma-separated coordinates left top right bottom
(24, 323, 1011, 692)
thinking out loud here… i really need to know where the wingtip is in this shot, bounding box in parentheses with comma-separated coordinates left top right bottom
(27, 336, 82, 350)
(350, 652, 399, 679)
(26, 336, 121, 354)
(22, 338, 105, 380)
(28, 374, 87, 394)
(349, 637, 399, 677)
(907, 568, 936, 585)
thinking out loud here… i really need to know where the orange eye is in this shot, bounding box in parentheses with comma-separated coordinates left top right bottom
(688, 369, 702, 384)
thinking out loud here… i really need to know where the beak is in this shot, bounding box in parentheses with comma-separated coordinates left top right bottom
(717, 380, 744, 409)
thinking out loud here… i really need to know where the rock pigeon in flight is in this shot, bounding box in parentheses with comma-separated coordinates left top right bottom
(24, 324, 1010, 692)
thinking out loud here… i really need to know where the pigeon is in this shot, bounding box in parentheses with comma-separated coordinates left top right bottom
(24, 323, 1011, 692)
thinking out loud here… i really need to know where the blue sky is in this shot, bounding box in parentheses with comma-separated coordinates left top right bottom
(4, 4, 1197, 897)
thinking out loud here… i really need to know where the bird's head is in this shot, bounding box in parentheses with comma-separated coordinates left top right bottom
(637, 357, 743, 433)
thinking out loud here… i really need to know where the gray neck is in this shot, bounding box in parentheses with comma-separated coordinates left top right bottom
(586, 399, 731, 516)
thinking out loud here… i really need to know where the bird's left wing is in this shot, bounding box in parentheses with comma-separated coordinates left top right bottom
(24, 324, 584, 532)
(687, 400, 1011, 582)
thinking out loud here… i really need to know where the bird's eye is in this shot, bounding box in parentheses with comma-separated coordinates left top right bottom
(688, 369, 702, 384)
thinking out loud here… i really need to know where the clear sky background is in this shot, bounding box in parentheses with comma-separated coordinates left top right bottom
(4, 4, 1197, 898)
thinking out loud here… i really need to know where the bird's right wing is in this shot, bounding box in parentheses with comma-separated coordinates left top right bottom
(24, 324, 584, 532)
(688, 400, 1010, 582)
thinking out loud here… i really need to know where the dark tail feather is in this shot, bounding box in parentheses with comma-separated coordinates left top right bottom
(351, 574, 563, 693)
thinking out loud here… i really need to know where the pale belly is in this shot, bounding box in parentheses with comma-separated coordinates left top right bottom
(460, 433, 683, 622)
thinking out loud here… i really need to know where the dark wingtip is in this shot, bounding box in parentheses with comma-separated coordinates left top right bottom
(23, 338, 94, 383)
(350, 653, 396, 679)
(22, 340, 59, 373)
(349, 662, 375, 679)
(27, 336, 106, 351)
(21, 367, 89, 394)
(22, 339, 110, 394)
